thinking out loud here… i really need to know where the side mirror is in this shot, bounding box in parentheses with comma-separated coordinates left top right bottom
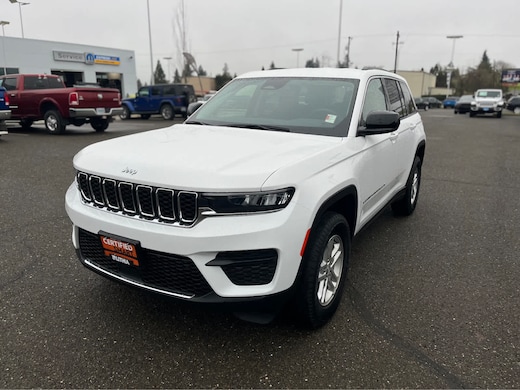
(358, 111, 400, 136)
(187, 102, 204, 117)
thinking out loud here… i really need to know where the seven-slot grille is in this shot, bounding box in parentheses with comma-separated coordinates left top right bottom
(77, 171, 198, 225)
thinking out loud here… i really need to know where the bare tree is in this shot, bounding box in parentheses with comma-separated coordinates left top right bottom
(171, 0, 189, 74)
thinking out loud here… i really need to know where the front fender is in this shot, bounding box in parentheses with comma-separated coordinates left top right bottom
(121, 100, 136, 112)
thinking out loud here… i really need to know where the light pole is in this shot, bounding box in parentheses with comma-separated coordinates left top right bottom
(146, 0, 154, 85)
(9, 0, 29, 38)
(337, 0, 343, 67)
(163, 56, 172, 82)
(393, 31, 404, 73)
(446, 35, 463, 97)
(0, 21, 9, 76)
(292, 48, 303, 68)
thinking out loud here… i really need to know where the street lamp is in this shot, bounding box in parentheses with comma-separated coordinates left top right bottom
(446, 35, 463, 97)
(9, 0, 30, 38)
(0, 21, 9, 76)
(163, 56, 172, 82)
(292, 48, 303, 68)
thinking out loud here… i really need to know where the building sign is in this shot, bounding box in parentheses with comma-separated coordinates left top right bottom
(501, 69, 520, 86)
(53, 50, 85, 63)
(93, 54, 120, 66)
(53, 50, 120, 66)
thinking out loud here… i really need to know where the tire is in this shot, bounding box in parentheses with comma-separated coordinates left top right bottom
(19, 118, 33, 130)
(160, 104, 174, 120)
(140, 114, 151, 120)
(44, 110, 66, 134)
(120, 106, 131, 120)
(90, 118, 109, 132)
(296, 212, 350, 329)
(496, 111, 502, 118)
(469, 111, 476, 117)
(392, 156, 422, 216)
(514, 107, 520, 115)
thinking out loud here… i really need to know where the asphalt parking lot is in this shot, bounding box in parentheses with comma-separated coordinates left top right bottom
(1, 111, 519, 388)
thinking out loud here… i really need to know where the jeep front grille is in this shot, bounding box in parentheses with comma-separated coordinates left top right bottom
(77, 171, 198, 225)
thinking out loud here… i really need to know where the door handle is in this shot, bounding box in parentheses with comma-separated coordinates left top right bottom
(390, 132, 398, 142)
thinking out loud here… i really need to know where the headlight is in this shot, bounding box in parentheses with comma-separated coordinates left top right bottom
(202, 188, 295, 213)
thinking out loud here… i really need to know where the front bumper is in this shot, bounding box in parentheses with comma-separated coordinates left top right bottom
(471, 104, 503, 113)
(69, 107, 124, 118)
(65, 183, 310, 303)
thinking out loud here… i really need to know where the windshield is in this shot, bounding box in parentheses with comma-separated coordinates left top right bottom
(477, 90, 501, 98)
(187, 77, 359, 137)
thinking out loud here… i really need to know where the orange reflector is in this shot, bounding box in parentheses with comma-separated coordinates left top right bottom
(300, 229, 311, 257)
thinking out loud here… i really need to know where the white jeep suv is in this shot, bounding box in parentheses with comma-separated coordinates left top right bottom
(470, 88, 504, 118)
(65, 68, 426, 328)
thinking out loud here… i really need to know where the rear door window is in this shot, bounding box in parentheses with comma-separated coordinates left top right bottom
(383, 78, 406, 117)
(398, 80, 416, 116)
(1, 77, 18, 91)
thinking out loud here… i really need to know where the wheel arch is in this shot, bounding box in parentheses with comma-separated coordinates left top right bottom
(39, 99, 63, 118)
(416, 139, 426, 164)
(310, 185, 358, 241)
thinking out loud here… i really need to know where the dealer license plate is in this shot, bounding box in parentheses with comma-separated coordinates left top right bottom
(99, 232, 141, 267)
(96, 108, 106, 115)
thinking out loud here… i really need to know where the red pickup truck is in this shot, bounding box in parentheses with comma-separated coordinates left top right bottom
(0, 74, 123, 134)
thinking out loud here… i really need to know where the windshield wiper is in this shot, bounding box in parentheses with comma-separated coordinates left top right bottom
(185, 120, 212, 126)
(224, 123, 290, 132)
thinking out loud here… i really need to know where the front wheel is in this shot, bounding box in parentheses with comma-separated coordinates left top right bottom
(392, 156, 422, 216)
(496, 111, 502, 118)
(44, 110, 66, 134)
(90, 118, 110, 132)
(120, 106, 131, 120)
(160, 104, 174, 120)
(296, 212, 350, 329)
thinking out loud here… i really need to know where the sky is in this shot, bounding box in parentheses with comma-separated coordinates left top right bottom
(1, 0, 518, 83)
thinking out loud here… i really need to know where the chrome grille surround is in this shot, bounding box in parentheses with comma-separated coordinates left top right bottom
(76, 171, 199, 226)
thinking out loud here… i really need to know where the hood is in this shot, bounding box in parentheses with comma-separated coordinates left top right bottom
(73, 124, 341, 191)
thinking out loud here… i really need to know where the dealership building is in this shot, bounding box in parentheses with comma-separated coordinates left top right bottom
(0, 36, 138, 97)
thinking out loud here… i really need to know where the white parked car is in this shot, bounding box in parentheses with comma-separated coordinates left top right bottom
(65, 68, 426, 328)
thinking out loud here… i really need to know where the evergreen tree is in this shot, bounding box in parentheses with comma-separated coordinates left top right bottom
(462, 51, 502, 92)
(153, 60, 167, 84)
(215, 63, 233, 90)
(305, 57, 320, 68)
(197, 65, 207, 76)
(173, 69, 181, 83)
(269, 61, 276, 70)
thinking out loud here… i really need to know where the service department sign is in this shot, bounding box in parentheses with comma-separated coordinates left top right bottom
(53, 50, 85, 63)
